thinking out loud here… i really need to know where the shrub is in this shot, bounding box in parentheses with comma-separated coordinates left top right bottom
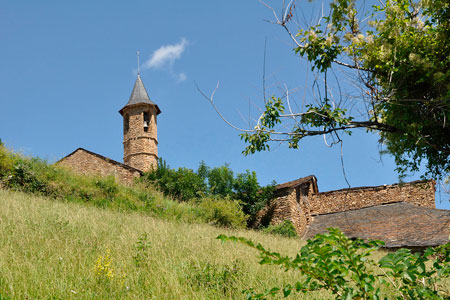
(94, 176, 119, 200)
(0, 143, 15, 177)
(4, 160, 49, 194)
(132, 233, 151, 267)
(142, 159, 207, 201)
(141, 158, 275, 222)
(196, 197, 248, 228)
(234, 171, 275, 222)
(263, 220, 297, 238)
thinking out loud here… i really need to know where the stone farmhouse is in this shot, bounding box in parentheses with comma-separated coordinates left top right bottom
(253, 176, 450, 248)
(57, 73, 450, 248)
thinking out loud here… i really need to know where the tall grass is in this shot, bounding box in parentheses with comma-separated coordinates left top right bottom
(0, 189, 333, 299)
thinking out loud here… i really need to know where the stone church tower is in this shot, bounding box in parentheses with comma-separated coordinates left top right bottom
(119, 74, 161, 172)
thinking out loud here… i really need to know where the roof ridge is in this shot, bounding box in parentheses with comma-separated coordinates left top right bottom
(275, 175, 317, 190)
(57, 147, 143, 174)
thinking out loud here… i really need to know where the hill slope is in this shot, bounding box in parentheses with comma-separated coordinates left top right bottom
(0, 189, 332, 299)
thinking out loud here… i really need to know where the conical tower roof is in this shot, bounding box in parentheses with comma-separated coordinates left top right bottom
(119, 74, 161, 115)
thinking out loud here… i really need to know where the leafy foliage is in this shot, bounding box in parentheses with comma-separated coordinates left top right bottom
(142, 159, 207, 202)
(0, 141, 14, 176)
(4, 160, 50, 194)
(236, 0, 450, 179)
(141, 158, 275, 222)
(262, 220, 298, 238)
(132, 233, 151, 268)
(218, 228, 450, 299)
(194, 197, 248, 228)
(208, 164, 235, 197)
(94, 176, 119, 201)
(235, 172, 276, 223)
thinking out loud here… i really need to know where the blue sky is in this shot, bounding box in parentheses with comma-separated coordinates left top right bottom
(1, 0, 448, 209)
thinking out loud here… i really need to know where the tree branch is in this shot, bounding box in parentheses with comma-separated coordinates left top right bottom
(196, 81, 254, 133)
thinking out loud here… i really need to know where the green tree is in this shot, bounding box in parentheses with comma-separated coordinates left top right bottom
(197, 160, 210, 184)
(142, 159, 275, 221)
(206, 0, 450, 179)
(142, 158, 207, 201)
(207, 164, 235, 197)
(234, 170, 275, 219)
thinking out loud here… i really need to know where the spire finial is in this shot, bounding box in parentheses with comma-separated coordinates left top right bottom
(137, 50, 140, 75)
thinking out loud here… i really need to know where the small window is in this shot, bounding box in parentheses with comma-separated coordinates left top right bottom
(143, 112, 150, 132)
(124, 114, 129, 133)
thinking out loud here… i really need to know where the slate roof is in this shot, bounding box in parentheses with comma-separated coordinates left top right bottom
(119, 75, 161, 115)
(57, 148, 143, 175)
(275, 175, 318, 193)
(305, 202, 450, 248)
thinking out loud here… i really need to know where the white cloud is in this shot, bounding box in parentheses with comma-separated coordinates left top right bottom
(177, 72, 187, 82)
(143, 38, 188, 70)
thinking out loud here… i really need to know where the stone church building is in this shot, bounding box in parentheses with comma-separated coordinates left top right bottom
(58, 74, 160, 184)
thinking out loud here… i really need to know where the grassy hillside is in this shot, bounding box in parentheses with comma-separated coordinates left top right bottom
(0, 189, 333, 299)
(0, 144, 247, 229)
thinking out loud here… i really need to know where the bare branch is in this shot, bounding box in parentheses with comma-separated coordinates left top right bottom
(195, 81, 253, 133)
(284, 83, 297, 121)
(263, 38, 267, 103)
(334, 60, 371, 72)
(257, 0, 281, 24)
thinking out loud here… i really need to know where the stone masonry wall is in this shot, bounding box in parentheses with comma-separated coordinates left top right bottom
(57, 149, 141, 185)
(253, 179, 435, 237)
(252, 187, 308, 236)
(123, 104, 158, 172)
(309, 180, 435, 215)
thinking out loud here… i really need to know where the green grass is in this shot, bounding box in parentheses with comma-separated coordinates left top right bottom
(0, 189, 334, 299)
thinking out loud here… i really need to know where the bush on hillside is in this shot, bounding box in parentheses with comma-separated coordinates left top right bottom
(0, 141, 15, 176)
(142, 159, 207, 201)
(1, 154, 50, 195)
(94, 176, 119, 200)
(142, 158, 275, 222)
(262, 220, 298, 238)
(234, 171, 276, 220)
(195, 197, 247, 228)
